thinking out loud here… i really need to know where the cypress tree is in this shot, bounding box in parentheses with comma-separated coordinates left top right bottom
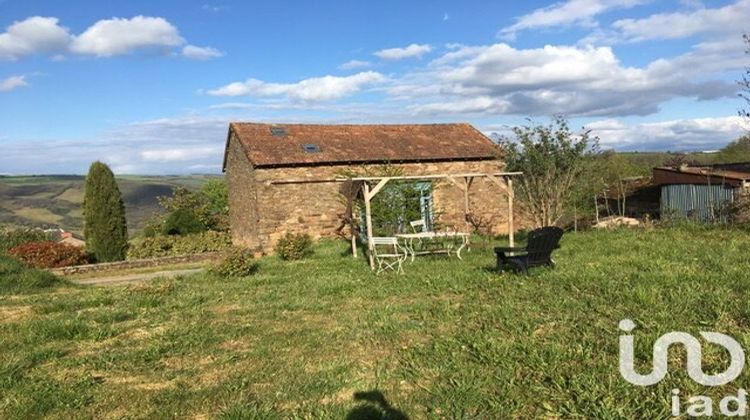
(83, 161, 128, 262)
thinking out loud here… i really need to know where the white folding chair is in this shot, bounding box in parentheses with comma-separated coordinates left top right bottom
(371, 237, 406, 274)
(409, 219, 428, 233)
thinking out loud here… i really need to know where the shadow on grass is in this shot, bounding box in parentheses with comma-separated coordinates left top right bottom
(346, 390, 409, 420)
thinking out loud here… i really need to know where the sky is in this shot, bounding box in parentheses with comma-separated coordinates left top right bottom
(1, 0, 749, 174)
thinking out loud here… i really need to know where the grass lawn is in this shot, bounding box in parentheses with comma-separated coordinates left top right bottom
(2, 226, 750, 418)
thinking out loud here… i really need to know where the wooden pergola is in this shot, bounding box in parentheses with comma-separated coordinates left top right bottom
(347, 172, 522, 269)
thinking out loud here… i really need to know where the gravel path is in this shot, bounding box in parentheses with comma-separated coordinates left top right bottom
(71, 268, 203, 286)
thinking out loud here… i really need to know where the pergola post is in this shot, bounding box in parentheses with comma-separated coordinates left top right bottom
(363, 182, 375, 269)
(350, 201, 357, 258)
(362, 178, 390, 270)
(463, 177, 471, 214)
(507, 176, 515, 247)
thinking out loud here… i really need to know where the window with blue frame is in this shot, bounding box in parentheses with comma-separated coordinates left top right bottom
(416, 181, 434, 231)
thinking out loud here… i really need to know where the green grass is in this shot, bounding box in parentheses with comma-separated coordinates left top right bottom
(0, 255, 68, 294)
(2, 226, 750, 418)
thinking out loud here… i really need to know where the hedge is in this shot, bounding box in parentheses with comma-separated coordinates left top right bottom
(127, 231, 232, 259)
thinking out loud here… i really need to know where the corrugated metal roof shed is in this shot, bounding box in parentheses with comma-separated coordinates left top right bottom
(660, 184, 734, 222)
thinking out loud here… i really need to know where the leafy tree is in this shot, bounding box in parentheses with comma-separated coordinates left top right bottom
(714, 135, 750, 163)
(501, 116, 599, 227)
(740, 34, 750, 120)
(152, 179, 229, 233)
(162, 208, 207, 235)
(599, 151, 642, 217)
(200, 179, 229, 230)
(83, 161, 128, 261)
(663, 153, 702, 168)
(158, 187, 205, 215)
(201, 179, 229, 215)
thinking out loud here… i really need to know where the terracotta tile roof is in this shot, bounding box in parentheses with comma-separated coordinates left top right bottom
(224, 122, 501, 168)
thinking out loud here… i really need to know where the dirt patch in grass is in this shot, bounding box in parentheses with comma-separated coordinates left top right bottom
(0, 305, 32, 323)
(219, 339, 253, 352)
(320, 387, 355, 405)
(104, 373, 174, 391)
(120, 325, 167, 340)
(212, 304, 241, 315)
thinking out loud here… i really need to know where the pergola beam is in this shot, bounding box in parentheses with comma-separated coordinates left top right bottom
(345, 172, 521, 182)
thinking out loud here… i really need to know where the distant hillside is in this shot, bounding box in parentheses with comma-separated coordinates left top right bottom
(0, 175, 221, 235)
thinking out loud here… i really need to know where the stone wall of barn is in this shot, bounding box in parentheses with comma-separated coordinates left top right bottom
(225, 133, 261, 249)
(226, 137, 516, 253)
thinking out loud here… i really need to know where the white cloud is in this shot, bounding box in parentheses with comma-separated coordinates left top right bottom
(181, 44, 223, 60)
(498, 0, 648, 41)
(0, 116, 231, 174)
(0, 75, 28, 92)
(409, 97, 509, 114)
(396, 42, 739, 118)
(0, 15, 220, 60)
(338, 59, 371, 70)
(201, 4, 227, 12)
(70, 16, 184, 56)
(207, 71, 386, 101)
(140, 146, 222, 162)
(608, 0, 750, 43)
(374, 43, 432, 60)
(588, 116, 749, 150)
(0, 16, 71, 60)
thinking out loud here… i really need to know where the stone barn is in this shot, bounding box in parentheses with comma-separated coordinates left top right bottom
(222, 122, 516, 253)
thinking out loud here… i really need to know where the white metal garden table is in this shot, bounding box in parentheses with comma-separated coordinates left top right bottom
(395, 231, 470, 261)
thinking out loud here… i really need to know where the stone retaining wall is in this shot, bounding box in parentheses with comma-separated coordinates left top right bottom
(50, 252, 221, 276)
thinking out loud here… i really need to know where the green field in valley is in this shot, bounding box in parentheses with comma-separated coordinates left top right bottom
(0, 175, 220, 234)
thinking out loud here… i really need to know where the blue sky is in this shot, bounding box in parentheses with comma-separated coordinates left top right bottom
(1, 0, 748, 174)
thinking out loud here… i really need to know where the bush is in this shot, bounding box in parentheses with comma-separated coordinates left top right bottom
(213, 247, 257, 277)
(8, 241, 89, 268)
(127, 231, 232, 259)
(275, 232, 313, 261)
(162, 208, 207, 236)
(0, 255, 63, 294)
(0, 227, 48, 253)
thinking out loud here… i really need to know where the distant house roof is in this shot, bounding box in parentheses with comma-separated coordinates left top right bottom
(653, 166, 750, 188)
(222, 122, 500, 170)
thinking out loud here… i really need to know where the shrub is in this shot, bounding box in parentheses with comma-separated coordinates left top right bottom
(275, 232, 313, 261)
(8, 241, 89, 268)
(170, 231, 232, 255)
(213, 247, 257, 277)
(127, 231, 232, 259)
(162, 208, 207, 236)
(0, 227, 48, 253)
(0, 255, 63, 294)
(83, 161, 129, 262)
